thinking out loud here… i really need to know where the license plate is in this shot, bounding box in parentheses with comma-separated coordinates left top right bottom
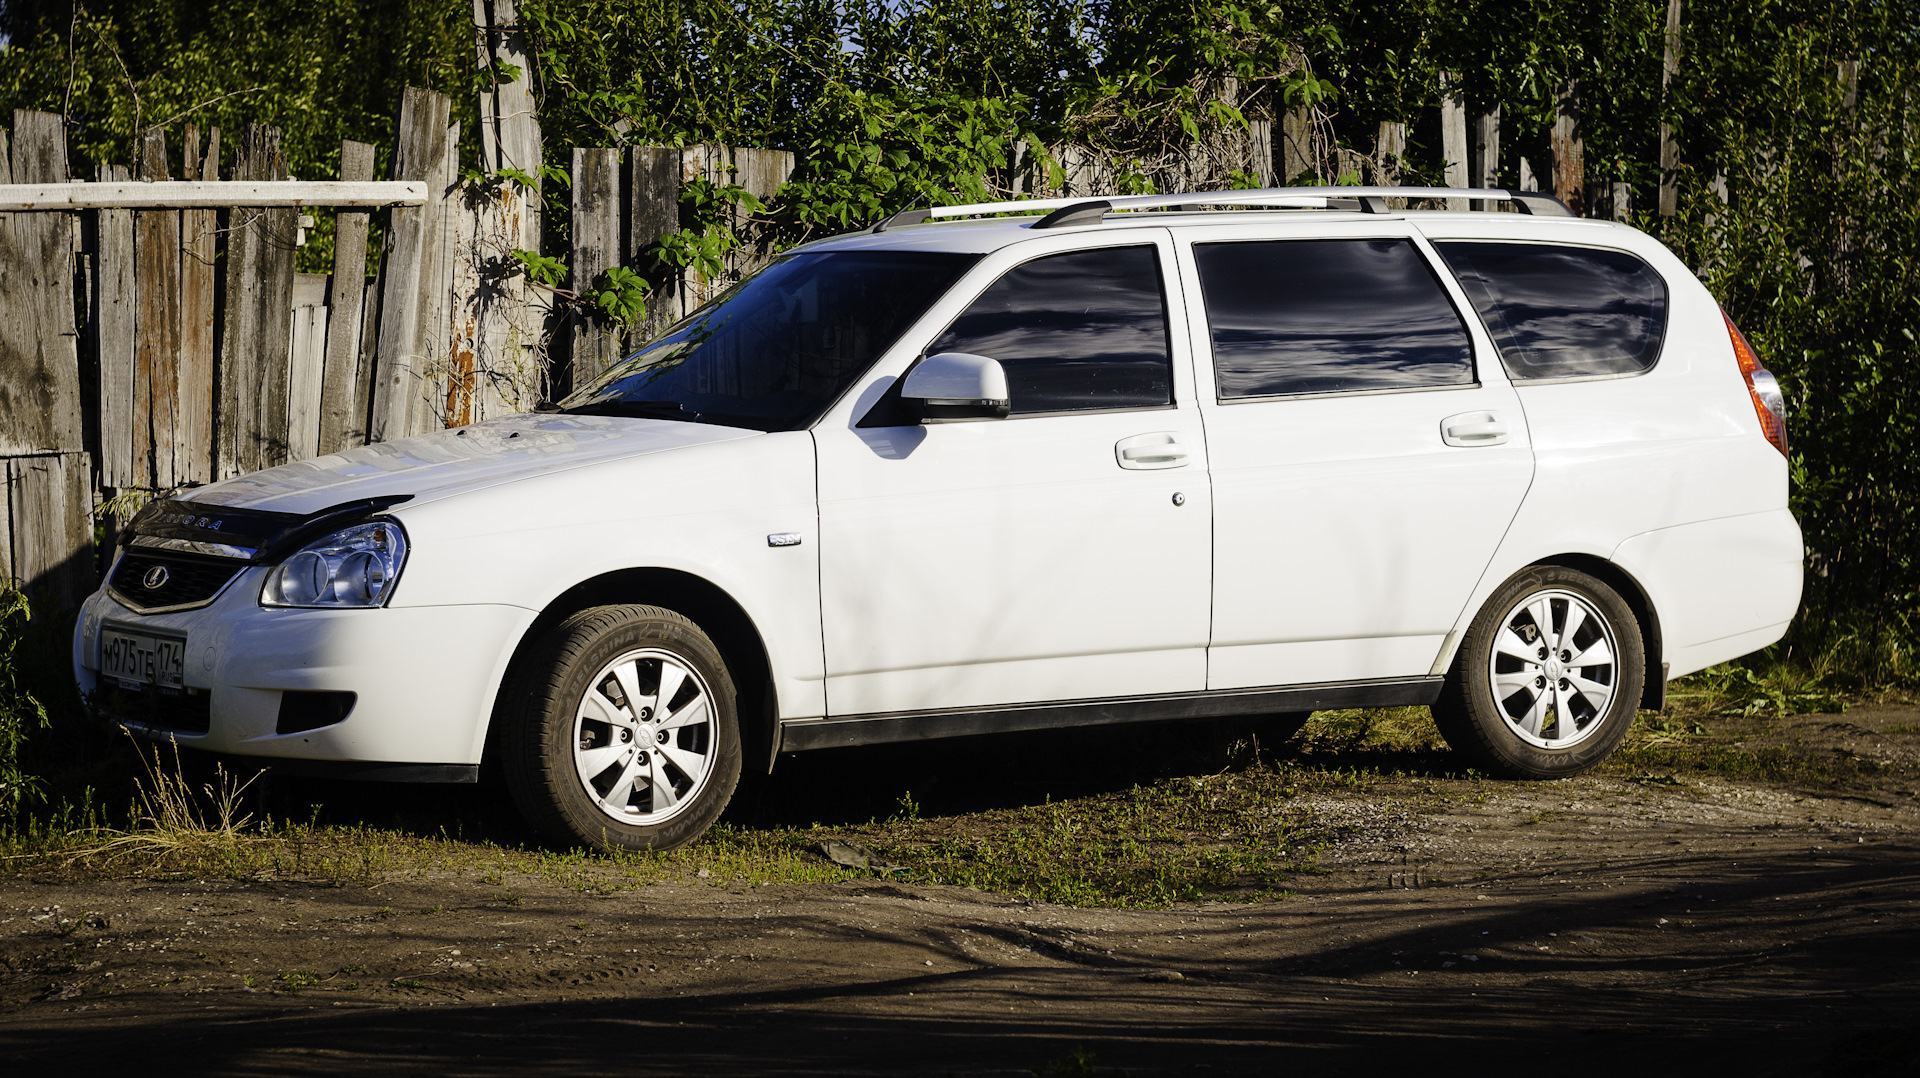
(99, 628, 186, 689)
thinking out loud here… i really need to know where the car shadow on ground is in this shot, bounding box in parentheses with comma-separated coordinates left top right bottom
(248, 713, 1358, 846)
(4, 842, 1916, 1076)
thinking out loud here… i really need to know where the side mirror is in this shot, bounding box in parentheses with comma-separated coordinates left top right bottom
(899, 352, 1011, 422)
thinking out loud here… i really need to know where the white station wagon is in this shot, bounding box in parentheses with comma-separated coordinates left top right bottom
(74, 187, 1803, 851)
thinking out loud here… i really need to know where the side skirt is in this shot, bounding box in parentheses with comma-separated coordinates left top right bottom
(778, 676, 1443, 753)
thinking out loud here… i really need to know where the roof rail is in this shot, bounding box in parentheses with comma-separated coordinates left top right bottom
(869, 186, 1574, 231)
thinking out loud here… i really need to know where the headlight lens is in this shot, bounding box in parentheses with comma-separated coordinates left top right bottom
(261, 522, 408, 608)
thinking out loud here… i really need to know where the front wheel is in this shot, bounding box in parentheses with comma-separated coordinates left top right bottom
(502, 605, 742, 853)
(1432, 566, 1645, 779)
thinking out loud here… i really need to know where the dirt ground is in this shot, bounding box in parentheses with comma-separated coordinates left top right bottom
(2, 705, 1917, 1076)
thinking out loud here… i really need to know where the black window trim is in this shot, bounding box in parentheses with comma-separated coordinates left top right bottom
(916, 239, 1181, 419)
(1190, 234, 1487, 405)
(1431, 237, 1671, 387)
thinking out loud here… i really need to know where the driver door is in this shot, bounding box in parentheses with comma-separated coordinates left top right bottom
(813, 231, 1214, 717)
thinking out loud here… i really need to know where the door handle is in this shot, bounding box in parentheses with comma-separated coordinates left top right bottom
(1441, 411, 1510, 447)
(1115, 432, 1190, 469)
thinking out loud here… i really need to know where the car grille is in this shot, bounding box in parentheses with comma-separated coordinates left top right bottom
(108, 550, 247, 612)
(96, 681, 213, 735)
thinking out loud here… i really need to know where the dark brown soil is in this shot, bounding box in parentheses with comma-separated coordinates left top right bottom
(3, 706, 1917, 1076)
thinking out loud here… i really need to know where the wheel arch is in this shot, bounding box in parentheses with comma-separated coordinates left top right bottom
(1526, 553, 1665, 710)
(483, 568, 779, 779)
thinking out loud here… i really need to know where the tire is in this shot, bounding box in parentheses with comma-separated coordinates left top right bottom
(502, 605, 742, 853)
(1432, 566, 1645, 779)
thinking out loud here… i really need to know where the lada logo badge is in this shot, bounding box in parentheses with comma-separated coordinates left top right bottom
(142, 565, 171, 590)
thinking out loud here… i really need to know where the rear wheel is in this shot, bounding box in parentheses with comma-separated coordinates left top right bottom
(503, 605, 741, 852)
(1432, 566, 1645, 779)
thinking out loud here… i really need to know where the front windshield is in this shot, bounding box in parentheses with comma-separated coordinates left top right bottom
(562, 250, 982, 431)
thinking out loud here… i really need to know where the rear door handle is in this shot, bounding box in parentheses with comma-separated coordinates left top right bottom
(1441, 411, 1510, 447)
(1116, 432, 1190, 469)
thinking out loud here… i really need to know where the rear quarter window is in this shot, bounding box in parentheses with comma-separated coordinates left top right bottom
(1435, 241, 1669, 381)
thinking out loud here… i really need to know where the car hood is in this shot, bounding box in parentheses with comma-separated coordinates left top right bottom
(184, 413, 759, 516)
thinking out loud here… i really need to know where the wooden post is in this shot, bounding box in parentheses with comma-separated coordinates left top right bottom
(456, 0, 552, 420)
(318, 140, 375, 453)
(627, 146, 680, 345)
(1246, 118, 1273, 187)
(1374, 122, 1407, 208)
(1658, 0, 1683, 216)
(1472, 107, 1501, 210)
(1440, 73, 1469, 209)
(94, 162, 138, 489)
(177, 125, 218, 484)
(135, 127, 182, 490)
(218, 123, 298, 476)
(1281, 108, 1314, 184)
(569, 146, 622, 388)
(1551, 80, 1586, 216)
(370, 88, 452, 444)
(1519, 156, 1536, 191)
(405, 118, 461, 437)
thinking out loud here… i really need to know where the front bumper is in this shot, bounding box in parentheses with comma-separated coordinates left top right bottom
(73, 570, 539, 766)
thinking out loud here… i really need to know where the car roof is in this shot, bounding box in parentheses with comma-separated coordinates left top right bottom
(787, 186, 1643, 258)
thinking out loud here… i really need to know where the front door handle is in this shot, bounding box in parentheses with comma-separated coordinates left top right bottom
(1115, 432, 1190, 469)
(1441, 411, 1511, 447)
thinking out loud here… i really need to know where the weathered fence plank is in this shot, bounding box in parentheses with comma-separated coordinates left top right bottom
(1472, 108, 1500, 209)
(1440, 74, 1469, 210)
(94, 163, 137, 488)
(319, 140, 375, 454)
(0, 111, 84, 459)
(1658, 0, 1683, 216)
(731, 146, 794, 278)
(409, 118, 461, 437)
(569, 146, 622, 388)
(1281, 109, 1313, 183)
(1551, 80, 1586, 216)
(370, 88, 451, 444)
(219, 124, 298, 476)
(136, 127, 182, 489)
(176, 125, 218, 485)
(6, 454, 92, 609)
(287, 273, 330, 462)
(627, 147, 679, 342)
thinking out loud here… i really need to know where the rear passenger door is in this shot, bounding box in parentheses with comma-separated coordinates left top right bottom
(1174, 223, 1534, 689)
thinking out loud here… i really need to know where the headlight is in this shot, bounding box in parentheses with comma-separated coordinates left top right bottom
(260, 522, 408, 608)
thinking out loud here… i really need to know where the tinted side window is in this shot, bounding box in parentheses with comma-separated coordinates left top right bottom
(1436, 241, 1668, 381)
(929, 246, 1171, 414)
(1194, 239, 1473, 399)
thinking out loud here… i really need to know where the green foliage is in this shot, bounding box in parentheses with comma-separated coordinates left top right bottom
(652, 178, 767, 278)
(587, 266, 650, 330)
(0, 587, 50, 813)
(509, 249, 568, 289)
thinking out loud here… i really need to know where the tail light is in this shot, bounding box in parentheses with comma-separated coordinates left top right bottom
(1723, 310, 1787, 456)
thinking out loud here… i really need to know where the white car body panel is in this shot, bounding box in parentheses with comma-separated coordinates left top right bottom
(813, 229, 1213, 714)
(1611, 508, 1804, 678)
(1410, 215, 1799, 680)
(1168, 220, 1536, 688)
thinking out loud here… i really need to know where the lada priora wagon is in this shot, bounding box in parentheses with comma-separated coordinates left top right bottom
(74, 186, 1804, 851)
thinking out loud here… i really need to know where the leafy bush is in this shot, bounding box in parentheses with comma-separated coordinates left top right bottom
(0, 587, 49, 812)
